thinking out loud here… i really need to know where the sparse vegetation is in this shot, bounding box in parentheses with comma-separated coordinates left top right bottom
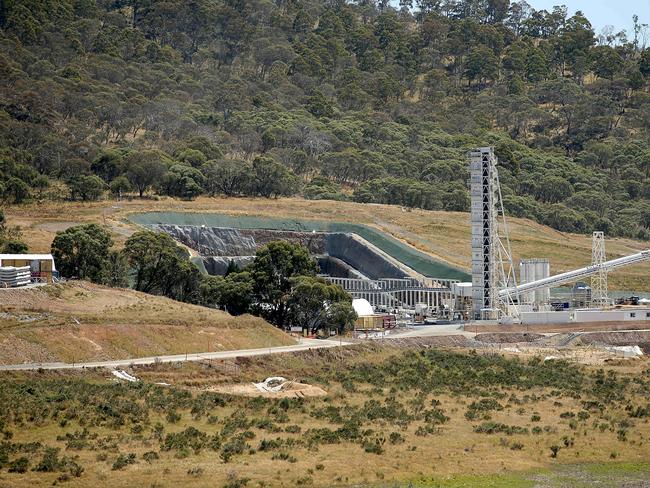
(0, 345, 647, 486)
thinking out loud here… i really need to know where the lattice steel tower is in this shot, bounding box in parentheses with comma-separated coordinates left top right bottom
(591, 231, 609, 307)
(469, 147, 517, 319)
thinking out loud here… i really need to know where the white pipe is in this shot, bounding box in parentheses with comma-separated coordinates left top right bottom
(499, 250, 650, 298)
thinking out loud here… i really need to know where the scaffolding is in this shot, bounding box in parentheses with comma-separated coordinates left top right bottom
(591, 231, 609, 307)
(469, 147, 517, 319)
(324, 276, 455, 310)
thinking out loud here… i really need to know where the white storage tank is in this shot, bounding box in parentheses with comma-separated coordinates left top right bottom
(519, 258, 550, 305)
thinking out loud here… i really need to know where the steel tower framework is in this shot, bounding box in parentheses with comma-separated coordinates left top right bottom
(591, 231, 608, 306)
(470, 147, 517, 319)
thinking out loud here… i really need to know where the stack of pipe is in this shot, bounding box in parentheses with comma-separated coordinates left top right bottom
(0, 266, 31, 287)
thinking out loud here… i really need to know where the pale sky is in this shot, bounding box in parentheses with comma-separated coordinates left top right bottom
(526, 1, 649, 36)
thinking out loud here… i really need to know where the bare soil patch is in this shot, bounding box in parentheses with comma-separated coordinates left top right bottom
(474, 332, 546, 343)
(208, 380, 327, 398)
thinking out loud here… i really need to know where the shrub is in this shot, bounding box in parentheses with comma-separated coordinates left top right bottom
(0, 446, 8, 469)
(389, 432, 405, 445)
(188, 466, 204, 477)
(34, 447, 61, 472)
(465, 398, 503, 420)
(112, 453, 136, 470)
(271, 452, 297, 462)
(473, 422, 528, 435)
(220, 438, 247, 463)
(223, 474, 250, 488)
(64, 459, 84, 478)
(627, 404, 650, 418)
(166, 411, 181, 423)
(8, 457, 29, 473)
(531, 414, 541, 422)
(143, 451, 159, 463)
(258, 439, 283, 451)
(362, 437, 385, 455)
(424, 407, 449, 425)
(162, 427, 208, 452)
(550, 445, 560, 458)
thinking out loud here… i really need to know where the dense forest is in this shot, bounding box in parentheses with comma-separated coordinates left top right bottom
(1, 0, 650, 239)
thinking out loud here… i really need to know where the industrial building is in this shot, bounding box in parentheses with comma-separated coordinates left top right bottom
(352, 298, 396, 333)
(520, 307, 650, 325)
(137, 150, 650, 326)
(466, 147, 650, 323)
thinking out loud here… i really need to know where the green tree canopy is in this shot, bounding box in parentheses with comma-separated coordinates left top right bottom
(249, 241, 318, 328)
(51, 224, 113, 283)
(286, 276, 356, 335)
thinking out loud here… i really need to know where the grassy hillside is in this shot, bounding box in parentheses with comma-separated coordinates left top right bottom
(5, 197, 650, 292)
(0, 281, 294, 364)
(0, 346, 649, 487)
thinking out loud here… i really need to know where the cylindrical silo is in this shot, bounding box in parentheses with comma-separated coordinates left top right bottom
(519, 260, 535, 304)
(519, 258, 550, 306)
(534, 259, 550, 304)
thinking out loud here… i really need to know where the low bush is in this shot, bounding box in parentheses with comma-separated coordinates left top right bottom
(362, 437, 385, 455)
(142, 451, 159, 463)
(112, 453, 136, 470)
(162, 427, 209, 452)
(220, 438, 247, 463)
(474, 422, 528, 435)
(271, 452, 297, 462)
(34, 447, 62, 472)
(8, 457, 29, 473)
(389, 432, 405, 445)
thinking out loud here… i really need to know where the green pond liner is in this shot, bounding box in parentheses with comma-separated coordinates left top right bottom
(129, 212, 470, 281)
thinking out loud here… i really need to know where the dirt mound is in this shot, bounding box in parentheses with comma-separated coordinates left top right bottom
(380, 335, 473, 348)
(209, 381, 327, 398)
(474, 333, 546, 343)
(576, 331, 650, 347)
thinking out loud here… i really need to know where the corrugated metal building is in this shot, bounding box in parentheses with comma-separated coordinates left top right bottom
(521, 308, 650, 325)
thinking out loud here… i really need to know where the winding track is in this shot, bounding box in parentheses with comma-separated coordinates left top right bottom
(0, 338, 350, 372)
(0, 325, 474, 372)
(1, 324, 647, 372)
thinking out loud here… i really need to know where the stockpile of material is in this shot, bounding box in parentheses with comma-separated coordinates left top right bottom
(0, 266, 31, 287)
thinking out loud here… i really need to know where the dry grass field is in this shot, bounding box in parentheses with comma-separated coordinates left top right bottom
(0, 345, 649, 487)
(0, 281, 294, 364)
(5, 196, 650, 291)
